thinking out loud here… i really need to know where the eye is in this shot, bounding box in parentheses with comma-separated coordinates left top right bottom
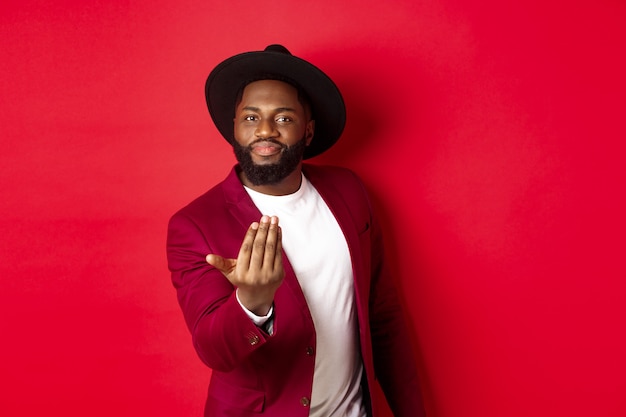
(244, 115, 257, 121)
(276, 116, 292, 123)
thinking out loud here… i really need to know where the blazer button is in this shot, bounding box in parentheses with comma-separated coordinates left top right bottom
(305, 346, 314, 356)
(246, 332, 260, 346)
(300, 397, 310, 407)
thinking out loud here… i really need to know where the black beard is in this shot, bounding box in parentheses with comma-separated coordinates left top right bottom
(233, 136, 307, 186)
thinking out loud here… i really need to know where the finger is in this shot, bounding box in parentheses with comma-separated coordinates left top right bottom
(249, 215, 270, 270)
(206, 253, 223, 268)
(236, 221, 259, 272)
(206, 254, 236, 275)
(273, 225, 283, 273)
(263, 216, 280, 271)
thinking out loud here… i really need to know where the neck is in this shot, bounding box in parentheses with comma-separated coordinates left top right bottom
(239, 165, 304, 196)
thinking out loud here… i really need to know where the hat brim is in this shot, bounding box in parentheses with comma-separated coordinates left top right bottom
(205, 48, 345, 159)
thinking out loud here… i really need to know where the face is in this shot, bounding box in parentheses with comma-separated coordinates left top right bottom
(233, 79, 314, 186)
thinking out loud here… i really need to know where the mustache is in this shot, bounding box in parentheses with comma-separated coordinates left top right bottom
(247, 138, 287, 150)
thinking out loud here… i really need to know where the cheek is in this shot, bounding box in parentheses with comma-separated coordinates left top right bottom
(233, 124, 249, 144)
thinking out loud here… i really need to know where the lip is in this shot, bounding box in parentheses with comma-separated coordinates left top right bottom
(250, 141, 283, 157)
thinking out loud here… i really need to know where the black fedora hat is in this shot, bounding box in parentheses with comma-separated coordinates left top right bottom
(205, 44, 346, 159)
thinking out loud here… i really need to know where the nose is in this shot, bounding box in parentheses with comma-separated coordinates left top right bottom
(255, 118, 278, 139)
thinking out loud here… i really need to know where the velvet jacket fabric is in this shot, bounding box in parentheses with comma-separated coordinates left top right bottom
(166, 164, 425, 417)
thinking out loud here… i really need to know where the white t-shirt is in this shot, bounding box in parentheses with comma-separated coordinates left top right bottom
(244, 174, 367, 417)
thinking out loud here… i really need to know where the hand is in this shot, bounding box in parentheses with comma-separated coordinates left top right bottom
(206, 215, 284, 316)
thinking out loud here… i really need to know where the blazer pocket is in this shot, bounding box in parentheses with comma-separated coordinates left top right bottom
(207, 377, 265, 413)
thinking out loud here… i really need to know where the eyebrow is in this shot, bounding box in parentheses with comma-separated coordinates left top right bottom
(241, 106, 298, 113)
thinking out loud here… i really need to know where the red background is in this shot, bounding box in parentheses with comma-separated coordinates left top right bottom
(2, 1, 625, 416)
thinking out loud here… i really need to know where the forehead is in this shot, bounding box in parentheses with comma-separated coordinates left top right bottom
(238, 79, 301, 107)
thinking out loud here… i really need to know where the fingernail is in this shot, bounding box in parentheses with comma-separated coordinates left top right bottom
(251, 222, 259, 230)
(261, 215, 269, 223)
(270, 216, 278, 225)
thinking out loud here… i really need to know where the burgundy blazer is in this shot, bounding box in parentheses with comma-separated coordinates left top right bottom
(167, 164, 425, 417)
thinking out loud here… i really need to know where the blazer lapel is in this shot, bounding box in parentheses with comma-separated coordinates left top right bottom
(302, 165, 368, 306)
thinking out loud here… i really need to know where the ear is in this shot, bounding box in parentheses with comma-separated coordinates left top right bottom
(305, 120, 315, 146)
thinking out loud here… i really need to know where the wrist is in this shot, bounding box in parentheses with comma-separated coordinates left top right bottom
(235, 288, 274, 316)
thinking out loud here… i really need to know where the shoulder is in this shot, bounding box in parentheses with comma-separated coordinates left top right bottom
(302, 164, 364, 187)
(171, 182, 224, 222)
(168, 166, 242, 226)
(303, 163, 372, 212)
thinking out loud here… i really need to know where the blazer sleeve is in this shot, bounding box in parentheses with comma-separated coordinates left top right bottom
(167, 211, 270, 372)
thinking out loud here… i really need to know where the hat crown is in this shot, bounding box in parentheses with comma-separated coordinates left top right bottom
(264, 44, 292, 55)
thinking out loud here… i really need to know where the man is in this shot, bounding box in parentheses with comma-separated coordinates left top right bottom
(167, 44, 426, 417)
